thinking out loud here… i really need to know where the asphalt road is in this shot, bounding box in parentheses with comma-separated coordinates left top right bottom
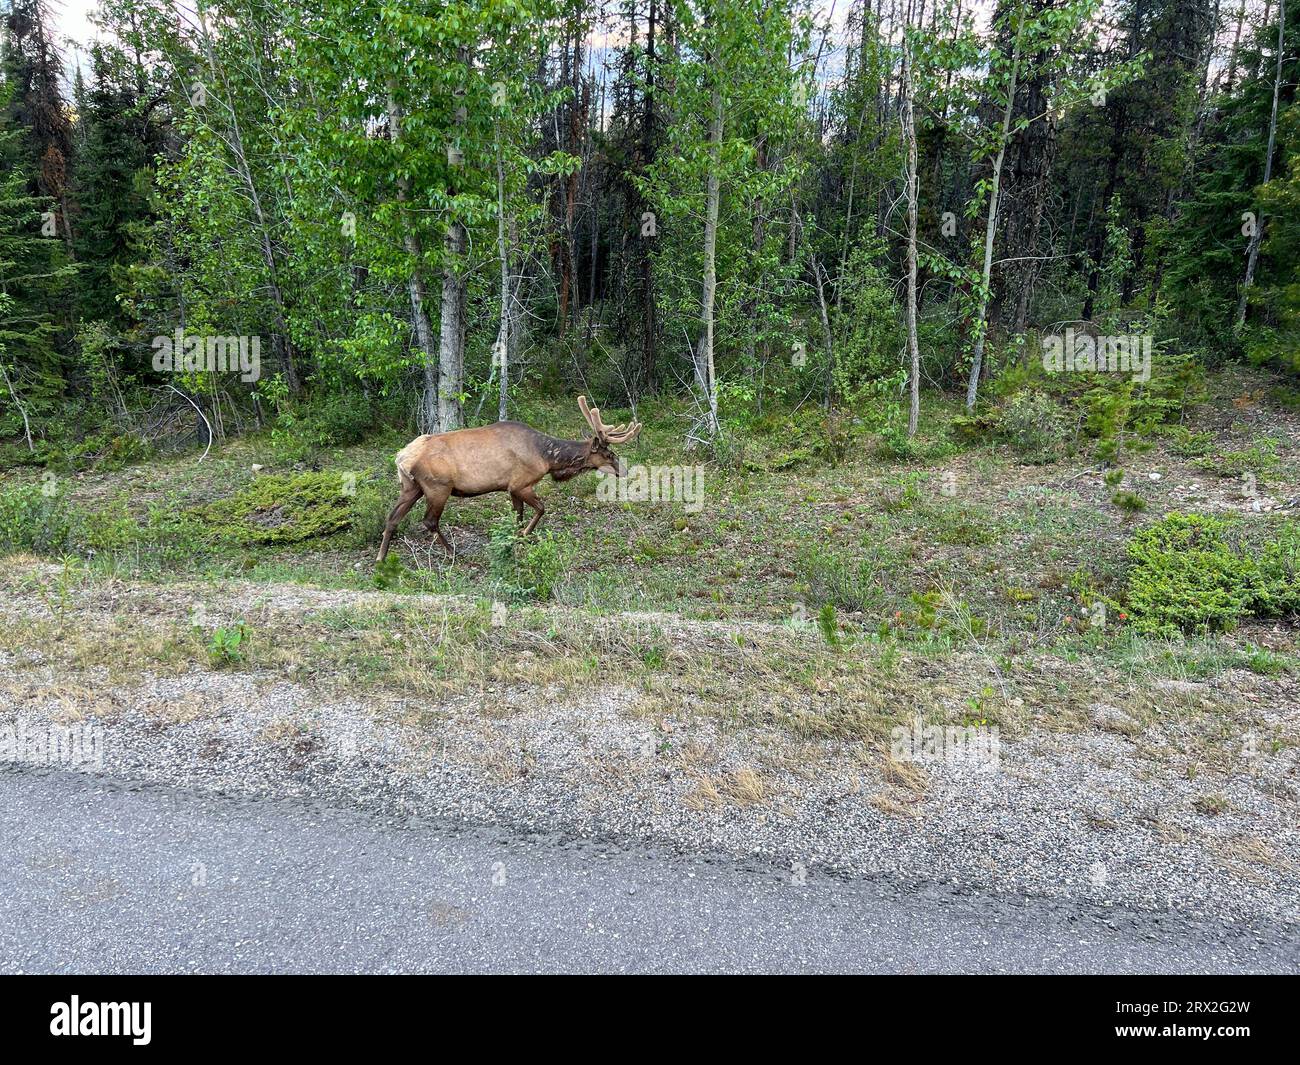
(1, 766, 1295, 974)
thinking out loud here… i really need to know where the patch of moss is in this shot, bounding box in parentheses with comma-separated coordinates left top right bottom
(197, 472, 359, 545)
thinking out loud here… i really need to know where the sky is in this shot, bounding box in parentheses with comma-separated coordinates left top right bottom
(50, 0, 107, 79)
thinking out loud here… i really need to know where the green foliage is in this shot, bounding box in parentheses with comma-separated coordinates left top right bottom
(760, 406, 856, 470)
(488, 514, 568, 601)
(197, 472, 359, 545)
(206, 620, 249, 668)
(270, 391, 379, 462)
(1196, 437, 1279, 481)
(997, 390, 1070, 463)
(372, 553, 404, 590)
(42, 430, 152, 473)
(797, 544, 884, 614)
(1078, 348, 1205, 464)
(880, 470, 925, 511)
(817, 603, 841, 648)
(1161, 13, 1300, 359)
(0, 481, 74, 553)
(1110, 489, 1147, 513)
(833, 240, 905, 397)
(1125, 513, 1300, 636)
(1163, 426, 1213, 457)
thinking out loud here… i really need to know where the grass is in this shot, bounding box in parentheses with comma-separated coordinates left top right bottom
(0, 368, 1296, 759)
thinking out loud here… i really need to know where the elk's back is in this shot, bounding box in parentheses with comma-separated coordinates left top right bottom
(395, 423, 548, 495)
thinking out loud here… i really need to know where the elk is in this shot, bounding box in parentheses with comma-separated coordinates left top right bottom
(377, 396, 642, 563)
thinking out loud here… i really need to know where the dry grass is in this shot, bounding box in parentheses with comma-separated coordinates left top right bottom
(0, 556, 1292, 787)
(882, 749, 929, 793)
(869, 793, 922, 819)
(683, 766, 769, 810)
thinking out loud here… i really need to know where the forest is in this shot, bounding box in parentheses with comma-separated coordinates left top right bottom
(0, 0, 1294, 461)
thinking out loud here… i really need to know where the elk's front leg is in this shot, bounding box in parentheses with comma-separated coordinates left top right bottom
(514, 486, 545, 536)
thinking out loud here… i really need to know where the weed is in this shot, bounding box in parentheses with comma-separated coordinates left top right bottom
(207, 620, 249, 668)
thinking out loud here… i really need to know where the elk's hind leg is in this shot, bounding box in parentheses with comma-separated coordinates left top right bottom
(417, 480, 453, 552)
(377, 479, 422, 563)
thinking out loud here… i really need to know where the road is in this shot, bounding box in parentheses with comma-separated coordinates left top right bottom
(1, 766, 1294, 974)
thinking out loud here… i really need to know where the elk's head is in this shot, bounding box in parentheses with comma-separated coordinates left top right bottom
(578, 395, 642, 476)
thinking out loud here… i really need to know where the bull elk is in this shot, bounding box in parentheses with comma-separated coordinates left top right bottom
(376, 396, 642, 562)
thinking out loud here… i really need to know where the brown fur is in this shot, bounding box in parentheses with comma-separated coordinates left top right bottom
(377, 420, 626, 562)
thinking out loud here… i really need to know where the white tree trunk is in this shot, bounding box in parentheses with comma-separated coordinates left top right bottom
(437, 51, 470, 432)
(438, 223, 466, 432)
(965, 14, 1023, 411)
(495, 141, 512, 422)
(697, 78, 723, 439)
(386, 89, 439, 433)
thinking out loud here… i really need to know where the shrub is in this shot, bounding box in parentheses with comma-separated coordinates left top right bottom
(488, 514, 568, 601)
(207, 621, 249, 667)
(817, 603, 841, 647)
(1254, 522, 1300, 618)
(797, 544, 884, 614)
(1196, 437, 1279, 481)
(1164, 426, 1213, 458)
(1126, 514, 1253, 636)
(997, 390, 1069, 463)
(270, 391, 376, 462)
(0, 481, 74, 553)
(197, 472, 358, 545)
(518, 533, 567, 601)
(1111, 490, 1147, 513)
(372, 553, 404, 590)
(1125, 513, 1300, 636)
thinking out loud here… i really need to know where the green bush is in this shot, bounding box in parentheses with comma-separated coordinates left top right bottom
(797, 544, 884, 614)
(488, 514, 568, 601)
(762, 406, 857, 470)
(1255, 523, 1300, 618)
(1111, 490, 1147, 513)
(1125, 513, 1300, 636)
(207, 620, 249, 668)
(0, 481, 74, 553)
(997, 390, 1070, 463)
(1196, 437, 1279, 481)
(197, 472, 359, 545)
(1163, 426, 1213, 458)
(270, 391, 377, 462)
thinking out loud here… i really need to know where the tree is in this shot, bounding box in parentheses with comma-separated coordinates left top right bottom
(1237, 0, 1288, 327)
(901, 23, 922, 437)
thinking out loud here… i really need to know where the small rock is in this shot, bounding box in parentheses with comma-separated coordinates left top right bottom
(1090, 703, 1139, 734)
(1154, 679, 1205, 695)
